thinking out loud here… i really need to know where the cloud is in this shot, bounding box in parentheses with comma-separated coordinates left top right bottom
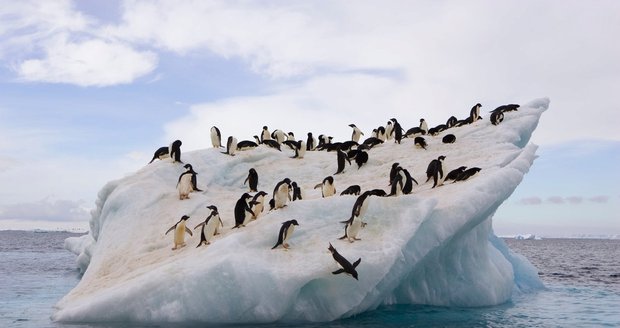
(0, 198, 90, 222)
(566, 196, 583, 205)
(588, 195, 609, 203)
(547, 196, 565, 204)
(518, 197, 543, 205)
(16, 35, 158, 86)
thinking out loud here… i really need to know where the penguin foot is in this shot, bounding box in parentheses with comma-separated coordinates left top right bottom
(283, 243, 290, 249)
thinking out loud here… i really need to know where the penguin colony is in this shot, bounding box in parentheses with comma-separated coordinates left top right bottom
(150, 103, 519, 280)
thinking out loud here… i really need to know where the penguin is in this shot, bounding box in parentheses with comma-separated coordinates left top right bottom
(491, 104, 519, 113)
(444, 166, 467, 183)
(349, 124, 364, 143)
(339, 141, 359, 152)
(339, 212, 366, 243)
(165, 215, 192, 250)
(272, 219, 299, 249)
(210, 126, 222, 148)
(283, 140, 298, 151)
(271, 129, 286, 144)
(368, 188, 387, 197)
(177, 164, 201, 200)
(169, 140, 183, 163)
(389, 162, 400, 186)
(390, 118, 403, 144)
(385, 120, 394, 140)
(244, 168, 258, 192)
(490, 111, 504, 125)
(251, 191, 268, 219)
(370, 128, 378, 139)
(405, 127, 423, 138)
(261, 139, 282, 151)
(401, 168, 418, 195)
(307, 132, 316, 151)
(340, 185, 361, 196)
(348, 190, 375, 219)
(354, 149, 369, 169)
(222, 136, 238, 156)
(470, 103, 482, 122)
(260, 126, 271, 142)
(273, 178, 292, 209)
(233, 193, 255, 228)
(442, 134, 456, 144)
(388, 169, 404, 196)
(362, 137, 383, 149)
(291, 140, 306, 159)
(425, 155, 446, 188)
(419, 118, 429, 135)
(194, 205, 221, 247)
(291, 181, 303, 201)
(454, 167, 481, 182)
(428, 124, 447, 136)
(328, 243, 361, 280)
(414, 136, 427, 150)
(376, 126, 386, 141)
(446, 116, 458, 128)
(314, 176, 336, 198)
(148, 146, 169, 164)
(236, 139, 259, 151)
(335, 149, 351, 175)
(317, 134, 327, 148)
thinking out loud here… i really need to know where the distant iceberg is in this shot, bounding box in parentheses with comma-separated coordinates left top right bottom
(55, 99, 549, 324)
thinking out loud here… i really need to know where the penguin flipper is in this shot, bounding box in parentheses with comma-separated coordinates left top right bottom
(353, 258, 361, 268)
(185, 227, 193, 236)
(165, 225, 175, 235)
(332, 269, 345, 275)
(194, 223, 205, 230)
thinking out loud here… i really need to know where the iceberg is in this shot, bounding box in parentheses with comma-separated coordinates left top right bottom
(54, 99, 548, 324)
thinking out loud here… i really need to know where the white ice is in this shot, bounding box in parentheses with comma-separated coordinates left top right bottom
(55, 99, 549, 324)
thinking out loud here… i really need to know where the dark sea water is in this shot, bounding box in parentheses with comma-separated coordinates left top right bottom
(1, 231, 619, 327)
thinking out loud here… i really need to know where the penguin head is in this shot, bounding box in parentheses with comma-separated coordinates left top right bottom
(263, 126, 268, 130)
(307, 132, 313, 137)
(292, 181, 298, 188)
(324, 176, 334, 184)
(420, 118, 424, 122)
(254, 135, 260, 142)
(249, 168, 256, 174)
(256, 191, 268, 197)
(173, 140, 182, 146)
(288, 132, 294, 137)
(392, 162, 400, 169)
(438, 155, 446, 161)
(181, 215, 190, 221)
(290, 219, 299, 226)
(241, 193, 252, 200)
(283, 178, 292, 185)
(328, 243, 335, 253)
(206, 205, 218, 212)
(349, 124, 356, 128)
(183, 164, 193, 172)
(476, 103, 482, 108)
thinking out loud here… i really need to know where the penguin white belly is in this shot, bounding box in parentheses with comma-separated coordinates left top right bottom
(178, 174, 193, 199)
(275, 185, 289, 208)
(347, 218, 362, 241)
(284, 225, 295, 243)
(297, 142, 306, 158)
(323, 184, 336, 197)
(204, 218, 218, 243)
(229, 138, 238, 156)
(359, 199, 369, 218)
(352, 131, 361, 142)
(252, 202, 264, 219)
(174, 221, 187, 247)
(210, 129, 219, 148)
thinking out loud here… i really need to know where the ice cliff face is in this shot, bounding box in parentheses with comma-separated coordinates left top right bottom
(57, 99, 548, 324)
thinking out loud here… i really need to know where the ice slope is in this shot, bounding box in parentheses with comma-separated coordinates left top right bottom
(56, 99, 548, 324)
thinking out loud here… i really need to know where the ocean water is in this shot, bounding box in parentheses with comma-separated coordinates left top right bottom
(1, 231, 619, 327)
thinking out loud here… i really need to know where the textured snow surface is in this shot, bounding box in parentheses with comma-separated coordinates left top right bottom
(56, 99, 548, 324)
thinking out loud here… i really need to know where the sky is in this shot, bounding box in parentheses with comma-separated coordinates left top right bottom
(0, 0, 618, 236)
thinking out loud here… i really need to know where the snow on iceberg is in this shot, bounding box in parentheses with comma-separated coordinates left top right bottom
(55, 99, 548, 324)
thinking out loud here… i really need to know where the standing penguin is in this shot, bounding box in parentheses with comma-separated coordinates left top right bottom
(314, 176, 336, 198)
(419, 118, 429, 135)
(222, 136, 238, 156)
(169, 140, 183, 163)
(194, 205, 221, 247)
(425, 155, 446, 188)
(389, 162, 400, 186)
(291, 182, 303, 201)
(210, 126, 222, 148)
(388, 168, 404, 196)
(307, 132, 317, 151)
(335, 149, 351, 175)
(271, 129, 286, 144)
(349, 124, 364, 143)
(401, 168, 418, 195)
(177, 164, 201, 200)
(260, 126, 271, 142)
(165, 215, 193, 250)
(390, 118, 403, 144)
(385, 120, 394, 140)
(273, 178, 292, 209)
(244, 168, 258, 192)
(339, 214, 366, 243)
(233, 193, 255, 228)
(470, 103, 482, 122)
(328, 243, 361, 280)
(272, 219, 299, 249)
(251, 191, 268, 220)
(291, 140, 306, 159)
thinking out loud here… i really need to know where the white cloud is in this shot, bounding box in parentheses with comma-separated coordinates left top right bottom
(0, 198, 90, 221)
(16, 34, 158, 86)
